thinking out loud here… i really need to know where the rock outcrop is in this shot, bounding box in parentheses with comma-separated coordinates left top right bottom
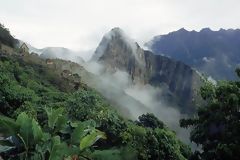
(92, 28, 202, 113)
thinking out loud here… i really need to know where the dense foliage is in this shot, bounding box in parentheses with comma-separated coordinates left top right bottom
(0, 108, 106, 159)
(0, 24, 17, 48)
(180, 69, 240, 160)
(0, 50, 190, 159)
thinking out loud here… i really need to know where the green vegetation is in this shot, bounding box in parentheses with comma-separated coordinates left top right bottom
(0, 24, 17, 48)
(0, 54, 190, 159)
(1, 23, 240, 160)
(180, 69, 240, 160)
(0, 108, 106, 159)
(0, 25, 192, 159)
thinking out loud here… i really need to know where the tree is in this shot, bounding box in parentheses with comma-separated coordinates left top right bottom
(121, 115, 191, 160)
(180, 69, 240, 160)
(137, 113, 164, 129)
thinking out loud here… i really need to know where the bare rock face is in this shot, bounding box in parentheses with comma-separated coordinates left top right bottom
(91, 28, 147, 82)
(91, 28, 202, 114)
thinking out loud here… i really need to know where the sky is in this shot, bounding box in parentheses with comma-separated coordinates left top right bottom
(0, 0, 240, 60)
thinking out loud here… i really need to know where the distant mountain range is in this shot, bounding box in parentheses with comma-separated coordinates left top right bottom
(146, 28, 240, 80)
(17, 41, 84, 64)
(91, 28, 202, 114)
(39, 47, 84, 64)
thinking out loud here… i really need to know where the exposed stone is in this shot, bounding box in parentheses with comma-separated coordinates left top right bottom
(92, 28, 203, 113)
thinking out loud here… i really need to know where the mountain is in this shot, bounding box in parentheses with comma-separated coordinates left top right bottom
(146, 28, 240, 80)
(16, 40, 150, 119)
(40, 47, 84, 64)
(91, 28, 202, 114)
(17, 40, 85, 64)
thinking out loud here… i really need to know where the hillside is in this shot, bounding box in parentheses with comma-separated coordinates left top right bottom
(0, 25, 191, 160)
(146, 28, 240, 80)
(0, 23, 17, 48)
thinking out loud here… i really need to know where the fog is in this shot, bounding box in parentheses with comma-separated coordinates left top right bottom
(84, 61, 192, 144)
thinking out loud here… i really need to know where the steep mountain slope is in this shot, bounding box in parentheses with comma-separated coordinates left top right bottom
(0, 23, 17, 48)
(146, 28, 240, 80)
(91, 28, 202, 114)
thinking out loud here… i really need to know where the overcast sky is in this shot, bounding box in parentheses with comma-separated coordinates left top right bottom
(0, 0, 240, 59)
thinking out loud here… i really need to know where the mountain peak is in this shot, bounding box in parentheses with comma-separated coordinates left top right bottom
(200, 27, 212, 32)
(91, 28, 139, 61)
(178, 28, 188, 32)
(110, 27, 124, 35)
(106, 27, 132, 43)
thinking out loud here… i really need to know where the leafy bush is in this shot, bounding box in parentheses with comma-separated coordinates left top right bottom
(180, 69, 240, 160)
(0, 108, 106, 159)
(66, 89, 127, 146)
(137, 113, 165, 129)
(92, 147, 137, 160)
(121, 117, 191, 160)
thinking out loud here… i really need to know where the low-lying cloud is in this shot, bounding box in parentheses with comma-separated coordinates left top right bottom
(84, 61, 192, 144)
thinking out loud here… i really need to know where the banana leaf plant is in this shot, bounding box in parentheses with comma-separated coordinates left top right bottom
(0, 108, 106, 160)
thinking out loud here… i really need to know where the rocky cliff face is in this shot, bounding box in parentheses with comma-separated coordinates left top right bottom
(92, 28, 146, 83)
(91, 28, 202, 114)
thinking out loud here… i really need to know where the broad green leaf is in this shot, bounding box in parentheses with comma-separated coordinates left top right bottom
(92, 149, 122, 160)
(84, 119, 97, 128)
(42, 133, 51, 142)
(71, 120, 99, 145)
(71, 122, 86, 145)
(35, 140, 51, 159)
(0, 139, 14, 146)
(32, 118, 43, 143)
(45, 108, 64, 129)
(49, 136, 69, 160)
(96, 129, 107, 140)
(67, 145, 80, 156)
(32, 152, 42, 160)
(70, 122, 79, 128)
(16, 112, 33, 147)
(80, 129, 106, 151)
(55, 115, 67, 133)
(0, 115, 19, 137)
(0, 145, 15, 153)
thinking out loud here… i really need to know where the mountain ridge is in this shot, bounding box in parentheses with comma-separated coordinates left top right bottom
(146, 28, 240, 80)
(17, 40, 85, 64)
